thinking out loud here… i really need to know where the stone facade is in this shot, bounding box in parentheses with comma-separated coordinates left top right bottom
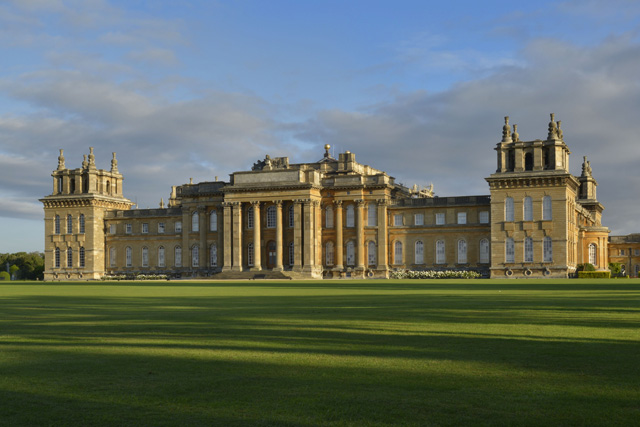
(41, 114, 627, 280)
(608, 235, 640, 277)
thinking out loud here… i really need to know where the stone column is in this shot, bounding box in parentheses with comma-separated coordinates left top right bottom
(334, 200, 344, 270)
(303, 199, 313, 272)
(377, 199, 388, 272)
(199, 206, 206, 272)
(250, 201, 261, 271)
(274, 201, 283, 271)
(315, 201, 322, 267)
(222, 202, 232, 271)
(293, 200, 303, 272)
(181, 208, 189, 269)
(356, 199, 365, 270)
(231, 202, 242, 271)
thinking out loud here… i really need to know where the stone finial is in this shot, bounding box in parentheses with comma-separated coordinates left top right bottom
(324, 144, 331, 158)
(582, 156, 592, 177)
(110, 152, 118, 173)
(548, 113, 558, 139)
(159, 198, 165, 209)
(512, 124, 520, 142)
(88, 147, 96, 168)
(557, 120, 563, 139)
(189, 177, 193, 185)
(502, 116, 512, 142)
(57, 149, 65, 170)
(81, 154, 88, 170)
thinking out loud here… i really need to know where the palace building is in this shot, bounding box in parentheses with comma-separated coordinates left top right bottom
(41, 114, 619, 280)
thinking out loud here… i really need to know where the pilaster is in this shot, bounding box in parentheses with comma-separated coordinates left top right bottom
(334, 200, 344, 270)
(222, 202, 232, 272)
(302, 199, 313, 272)
(250, 201, 262, 271)
(274, 200, 284, 271)
(377, 199, 388, 271)
(293, 200, 303, 272)
(356, 199, 365, 270)
(231, 202, 243, 271)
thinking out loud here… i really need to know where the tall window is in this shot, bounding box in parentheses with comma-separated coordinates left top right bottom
(393, 241, 403, 265)
(457, 240, 467, 264)
(543, 237, 553, 262)
(394, 214, 403, 226)
(524, 197, 533, 221)
(67, 215, 73, 234)
(175, 246, 182, 267)
(125, 223, 132, 234)
(192, 211, 199, 232)
(479, 211, 489, 224)
(267, 206, 277, 228)
(288, 205, 295, 227)
(55, 247, 60, 268)
(325, 206, 334, 228)
(110, 247, 116, 267)
(142, 247, 149, 267)
(524, 237, 533, 262)
(505, 238, 515, 263)
(436, 240, 445, 264)
(415, 240, 424, 264)
(79, 214, 85, 234)
(326, 242, 334, 266)
(346, 205, 355, 227)
(479, 239, 490, 264)
(247, 207, 254, 229)
(435, 213, 445, 225)
(288, 242, 294, 266)
(365, 241, 375, 265)
(457, 212, 467, 225)
(367, 203, 377, 226)
(346, 241, 355, 266)
(158, 222, 165, 234)
(247, 243, 254, 266)
(414, 213, 424, 226)
(192, 245, 199, 267)
(505, 197, 514, 222)
(158, 246, 165, 267)
(142, 223, 149, 234)
(175, 221, 182, 233)
(210, 210, 217, 231)
(79, 247, 85, 268)
(589, 243, 597, 265)
(543, 196, 552, 220)
(54, 215, 61, 234)
(67, 248, 73, 267)
(210, 243, 217, 267)
(125, 247, 132, 267)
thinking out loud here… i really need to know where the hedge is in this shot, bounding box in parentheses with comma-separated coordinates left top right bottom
(390, 269, 481, 279)
(577, 271, 611, 279)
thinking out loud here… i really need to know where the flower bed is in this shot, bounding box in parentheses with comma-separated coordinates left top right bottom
(390, 269, 481, 279)
(101, 273, 169, 281)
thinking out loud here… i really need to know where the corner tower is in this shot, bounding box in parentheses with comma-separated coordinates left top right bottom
(486, 114, 581, 278)
(40, 148, 134, 280)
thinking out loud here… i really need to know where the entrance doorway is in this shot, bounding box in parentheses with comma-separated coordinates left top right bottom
(267, 241, 277, 269)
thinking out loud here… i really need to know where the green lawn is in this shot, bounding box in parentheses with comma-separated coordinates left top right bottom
(1, 280, 639, 426)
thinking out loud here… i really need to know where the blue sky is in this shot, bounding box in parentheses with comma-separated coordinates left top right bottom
(1, 0, 640, 252)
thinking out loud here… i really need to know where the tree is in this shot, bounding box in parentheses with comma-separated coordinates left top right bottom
(0, 252, 45, 280)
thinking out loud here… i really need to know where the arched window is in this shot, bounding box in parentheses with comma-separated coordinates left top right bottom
(67, 214, 73, 234)
(57, 177, 63, 194)
(142, 247, 149, 267)
(79, 214, 85, 234)
(54, 215, 60, 234)
(589, 243, 597, 265)
(346, 205, 355, 228)
(210, 210, 218, 231)
(192, 245, 199, 267)
(436, 240, 445, 264)
(543, 237, 553, 262)
(55, 247, 61, 268)
(158, 246, 165, 267)
(191, 211, 199, 232)
(210, 243, 217, 267)
(393, 241, 403, 265)
(125, 247, 132, 267)
(415, 240, 424, 264)
(66, 248, 73, 267)
(247, 207, 254, 229)
(70, 178, 76, 193)
(478, 239, 489, 264)
(505, 238, 515, 263)
(524, 237, 533, 262)
(106, 181, 110, 194)
(288, 205, 295, 228)
(288, 242, 295, 266)
(325, 206, 334, 228)
(505, 197, 514, 222)
(267, 206, 277, 228)
(247, 243, 254, 267)
(109, 247, 116, 267)
(326, 242, 334, 266)
(367, 203, 377, 226)
(175, 246, 182, 267)
(457, 240, 467, 264)
(368, 241, 377, 265)
(524, 152, 533, 171)
(79, 247, 85, 268)
(524, 197, 533, 221)
(543, 196, 552, 220)
(346, 241, 355, 266)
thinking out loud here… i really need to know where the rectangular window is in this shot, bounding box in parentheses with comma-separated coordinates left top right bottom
(435, 213, 445, 225)
(479, 211, 489, 224)
(414, 213, 424, 226)
(175, 221, 182, 233)
(125, 223, 132, 234)
(142, 223, 149, 234)
(394, 214, 403, 226)
(158, 222, 165, 234)
(457, 212, 467, 225)
(247, 208, 254, 229)
(110, 224, 116, 234)
(635, 249, 640, 256)
(620, 249, 625, 256)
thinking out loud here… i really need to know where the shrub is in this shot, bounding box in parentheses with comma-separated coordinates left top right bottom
(102, 273, 169, 281)
(578, 271, 611, 279)
(608, 262, 622, 277)
(390, 269, 481, 279)
(0, 271, 10, 281)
